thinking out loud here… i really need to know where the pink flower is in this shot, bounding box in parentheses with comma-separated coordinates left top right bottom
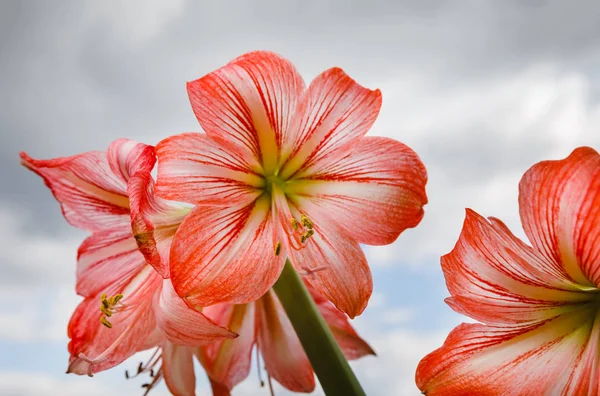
(20, 140, 235, 378)
(156, 50, 428, 318)
(416, 147, 600, 395)
(198, 282, 374, 394)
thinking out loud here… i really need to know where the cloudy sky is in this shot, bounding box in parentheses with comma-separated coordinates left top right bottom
(2, 0, 600, 395)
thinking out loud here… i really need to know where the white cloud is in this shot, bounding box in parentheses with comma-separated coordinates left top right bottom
(364, 65, 600, 268)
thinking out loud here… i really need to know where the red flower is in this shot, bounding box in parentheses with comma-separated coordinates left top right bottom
(198, 283, 374, 394)
(416, 147, 600, 395)
(156, 50, 428, 318)
(21, 140, 235, 379)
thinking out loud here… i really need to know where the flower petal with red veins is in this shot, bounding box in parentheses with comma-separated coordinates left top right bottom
(280, 67, 382, 179)
(443, 209, 595, 325)
(257, 290, 315, 392)
(67, 266, 161, 375)
(198, 303, 256, 390)
(519, 146, 600, 287)
(308, 284, 375, 360)
(129, 170, 188, 277)
(169, 197, 285, 307)
(290, 136, 427, 245)
(288, 219, 372, 318)
(20, 151, 130, 231)
(155, 280, 236, 346)
(106, 139, 156, 183)
(186, 51, 305, 173)
(76, 227, 147, 298)
(155, 133, 263, 206)
(416, 307, 597, 395)
(162, 342, 196, 396)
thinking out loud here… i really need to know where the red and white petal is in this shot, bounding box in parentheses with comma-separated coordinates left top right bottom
(290, 136, 427, 245)
(288, 219, 372, 319)
(280, 68, 382, 179)
(162, 342, 196, 396)
(76, 227, 147, 298)
(169, 197, 285, 307)
(208, 378, 231, 396)
(416, 307, 598, 395)
(20, 151, 130, 231)
(198, 303, 256, 391)
(187, 51, 305, 172)
(154, 280, 236, 346)
(155, 133, 263, 206)
(519, 146, 600, 287)
(257, 290, 315, 392)
(129, 170, 188, 277)
(67, 266, 161, 375)
(106, 139, 156, 183)
(443, 209, 595, 326)
(308, 284, 375, 360)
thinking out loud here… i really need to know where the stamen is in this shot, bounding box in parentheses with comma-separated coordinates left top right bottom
(256, 345, 265, 387)
(274, 241, 282, 256)
(267, 372, 275, 396)
(300, 229, 314, 243)
(100, 317, 113, 328)
(99, 293, 124, 328)
(290, 217, 299, 230)
(301, 215, 313, 229)
(299, 265, 329, 277)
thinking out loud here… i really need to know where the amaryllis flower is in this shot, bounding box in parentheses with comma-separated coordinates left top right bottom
(123, 340, 201, 396)
(416, 147, 600, 395)
(20, 140, 235, 378)
(155, 50, 428, 318)
(197, 282, 374, 395)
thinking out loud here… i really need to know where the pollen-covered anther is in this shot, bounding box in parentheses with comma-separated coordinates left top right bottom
(301, 229, 315, 243)
(290, 217, 299, 230)
(301, 215, 313, 229)
(274, 241, 282, 256)
(99, 293, 124, 328)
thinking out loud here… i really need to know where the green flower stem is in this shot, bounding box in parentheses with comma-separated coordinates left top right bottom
(272, 259, 366, 396)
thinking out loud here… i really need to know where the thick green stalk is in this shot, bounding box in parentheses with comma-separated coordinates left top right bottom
(272, 259, 366, 396)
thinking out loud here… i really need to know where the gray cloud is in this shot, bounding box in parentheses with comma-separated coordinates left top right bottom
(2, 1, 600, 393)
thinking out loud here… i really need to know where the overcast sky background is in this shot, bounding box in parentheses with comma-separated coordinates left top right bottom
(2, 1, 600, 395)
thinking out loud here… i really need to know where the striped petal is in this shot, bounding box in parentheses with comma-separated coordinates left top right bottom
(519, 146, 600, 287)
(67, 266, 161, 376)
(289, 136, 427, 245)
(155, 133, 263, 206)
(162, 342, 196, 396)
(169, 197, 285, 307)
(186, 51, 305, 174)
(279, 67, 382, 180)
(76, 226, 146, 298)
(20, 139, 154, 231)
(308, 283, 375, 360)
(416, 307, 599, 395)
(198, 303, 256, 391)
(443, 210, 594, 325)
(154, 280, 236, 346)
(288, 218, 372, 319)
(257, 290, 315, 392)
(129, 169, 189, 277)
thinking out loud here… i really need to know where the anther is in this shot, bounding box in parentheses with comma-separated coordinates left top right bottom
(301, 229, 315, 243)
(274, 242, 282, 256)
(290, 217, 299, 230)
(301, 215, 313, 229)
(100, 317, 113, 328)
(99, 293, 124, 329)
